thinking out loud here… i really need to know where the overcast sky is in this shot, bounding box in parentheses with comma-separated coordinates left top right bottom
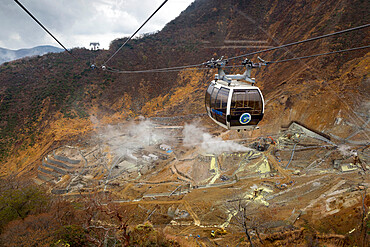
(0, 0, 194, 50)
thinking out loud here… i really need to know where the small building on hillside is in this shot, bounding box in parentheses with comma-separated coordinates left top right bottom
(148, 154, 158, 160)
(142, 155, 151, 162)
(160, 144, 172, 151)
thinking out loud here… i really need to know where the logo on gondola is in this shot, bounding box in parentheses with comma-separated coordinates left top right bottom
(239, 113, 251, 124)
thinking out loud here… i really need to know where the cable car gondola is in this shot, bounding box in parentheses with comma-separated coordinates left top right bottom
(205, 57, 265, 130)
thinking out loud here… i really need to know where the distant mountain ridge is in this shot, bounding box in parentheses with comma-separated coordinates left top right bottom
(0, 45, 63, 64)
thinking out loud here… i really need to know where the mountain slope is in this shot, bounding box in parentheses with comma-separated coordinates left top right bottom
(0, 0, 369, 174)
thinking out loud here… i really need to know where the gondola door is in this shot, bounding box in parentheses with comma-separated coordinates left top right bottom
(205, 83, 230, 128)
(213, 87, 229, 127)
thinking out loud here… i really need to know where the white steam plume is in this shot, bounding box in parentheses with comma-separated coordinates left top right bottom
(337, 144, 357, 157)
(183, 123, 250, 154)
(91, 117, 173, 157)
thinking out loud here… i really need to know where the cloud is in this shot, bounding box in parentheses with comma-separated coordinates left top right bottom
(0, 0, 194, 50)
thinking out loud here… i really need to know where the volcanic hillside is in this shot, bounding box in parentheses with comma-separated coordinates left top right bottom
(0, 0, 369, 174)
(0, 1, 369, 246)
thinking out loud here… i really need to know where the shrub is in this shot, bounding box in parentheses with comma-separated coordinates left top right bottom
(0, 184, 49, 232)
(53, 225, 88, 247)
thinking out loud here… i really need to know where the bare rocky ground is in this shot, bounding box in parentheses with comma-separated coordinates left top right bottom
(34, 114, 369, 246)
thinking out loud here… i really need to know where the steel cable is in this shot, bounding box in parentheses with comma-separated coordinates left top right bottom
(105, 45, 370, 73)
(102, 0, 169, 66)
(103, 24, 369, 74)
(14, 0, 77, 59)
(227, 23, 370, 61)
(265, 45, 370, 64)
